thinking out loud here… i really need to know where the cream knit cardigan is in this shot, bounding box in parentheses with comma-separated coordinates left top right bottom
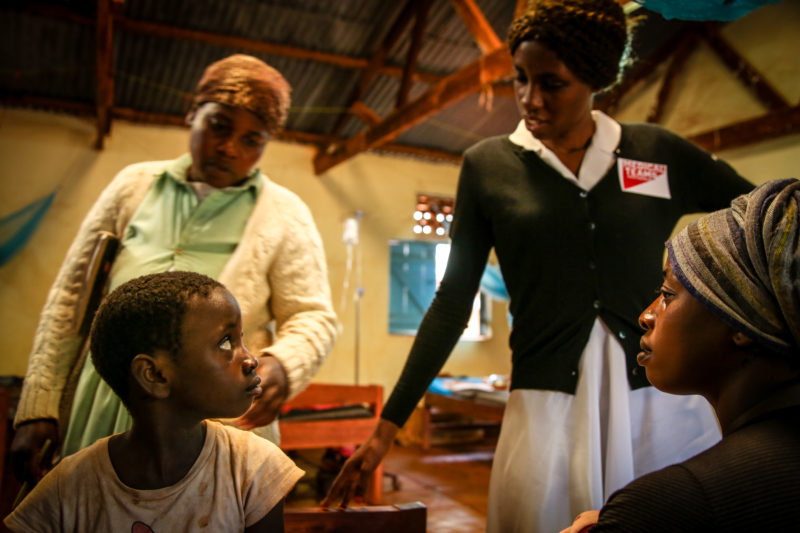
(15, 160, 338, 429)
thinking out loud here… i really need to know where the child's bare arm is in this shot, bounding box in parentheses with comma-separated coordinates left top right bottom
(244, 499, 284, 533)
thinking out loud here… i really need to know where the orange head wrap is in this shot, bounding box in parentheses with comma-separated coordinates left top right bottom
(191, 54, 291, 134)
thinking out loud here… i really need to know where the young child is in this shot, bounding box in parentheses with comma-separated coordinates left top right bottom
(561, 178, 800, 532)
(4, 271, 304, 532)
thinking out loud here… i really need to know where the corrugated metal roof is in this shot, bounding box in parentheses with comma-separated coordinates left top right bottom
(1, 10, 95, 104)
(0, 0, 693, 162)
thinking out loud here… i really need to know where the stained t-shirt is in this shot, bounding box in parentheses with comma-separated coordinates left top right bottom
(5, 420, 304, 532)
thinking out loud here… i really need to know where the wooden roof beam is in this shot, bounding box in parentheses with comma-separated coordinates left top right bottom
(328, 0, 417, 137)
(595, 24, 700, 114)
(2, 95, 463, 162)
(350, 102, 383, 127)
(94, 0, 114, 149)
(646, 32, 698, 124)
(17, 3, 435, 83)
(17, 2, 514, 97)
(397, 0, 432, 108)
(313, 46, 513, 174)
(689, 105, 800, 153)
(450, 0, 503, 53)
(8, 94, 800, 161)
(701, 24, 790, 111)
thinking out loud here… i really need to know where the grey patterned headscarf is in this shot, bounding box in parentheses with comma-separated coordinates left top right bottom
(667, 178, 800, 356)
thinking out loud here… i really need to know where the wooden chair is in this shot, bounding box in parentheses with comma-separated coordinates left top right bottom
(279, 383, 383, 504)
(285, 502, 426, 533)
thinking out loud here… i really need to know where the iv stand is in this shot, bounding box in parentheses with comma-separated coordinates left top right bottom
(342, 211, 363, 385)
(353, 211, 363, 385)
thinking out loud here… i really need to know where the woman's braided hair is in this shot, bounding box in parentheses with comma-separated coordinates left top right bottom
(507, 0, 632, 91)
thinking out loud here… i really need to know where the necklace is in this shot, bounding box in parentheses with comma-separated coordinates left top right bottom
(565, 135, 592, 154)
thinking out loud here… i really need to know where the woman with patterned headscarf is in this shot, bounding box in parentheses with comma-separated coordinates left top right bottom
(11, 54, 337, 486)
(325, 0, 753, 530)
(564, 178, 800, 532)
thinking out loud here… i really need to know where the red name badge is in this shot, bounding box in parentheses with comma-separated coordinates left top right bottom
(617, 157, 671, 199)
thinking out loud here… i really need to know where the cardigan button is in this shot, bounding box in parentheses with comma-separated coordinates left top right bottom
(579, 190, 588, 198)
(618, 331, 626, 340)
(593, 300, 601, 310)
(571, 370, 577, 377)
(588, 222, 596, 231)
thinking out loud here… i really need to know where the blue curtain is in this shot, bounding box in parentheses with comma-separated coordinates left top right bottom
(633, 0, 779, 20)
(479, 263, 508, 302)
(480, 262, 513, 327)
(0, 192, 57, 267)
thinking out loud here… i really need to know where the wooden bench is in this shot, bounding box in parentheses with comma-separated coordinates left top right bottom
(279, 383, 383, 504)
(285, 502, 425, 533)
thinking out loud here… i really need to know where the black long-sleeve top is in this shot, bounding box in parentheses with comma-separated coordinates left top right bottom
(382, 123, 753, 426)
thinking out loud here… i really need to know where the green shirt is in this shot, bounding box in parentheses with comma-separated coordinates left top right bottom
(110, 154, 262, 291)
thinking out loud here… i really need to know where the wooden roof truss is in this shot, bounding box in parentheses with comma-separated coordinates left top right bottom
(8, 1, 800, 169)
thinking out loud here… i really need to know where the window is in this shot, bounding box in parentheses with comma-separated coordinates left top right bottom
(388, 239, 490, 340)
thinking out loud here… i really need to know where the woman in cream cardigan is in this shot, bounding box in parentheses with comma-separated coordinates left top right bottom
(11, 54, 337, 485)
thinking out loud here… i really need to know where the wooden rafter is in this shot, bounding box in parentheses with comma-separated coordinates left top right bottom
(328, 0, 417, 138)
(119, 11, 510, 101)
(314, 0, 506, 173)
(11, 1, 799, 168)
(701, 24, 789, 111)
(116, 12, 513, 99)
(94, 0, 114, 149)
(7, 82, 800, 165)
(689, 105, 800, 153)
(450, 0, 503, 53)
(397, 0, 432, 108)
(117, 18, 373, 72)
(350, 102, 382, 127)
(313, 46, 513, 174)
(108, 98, 800, 162)
(15, 0, 517, 154)
(110, 107, 463, 163)
(2, 94, 463, 163)
(646, 32, 698, 124)
(595, 25, 700, 114)
(17, 2, 441, 84)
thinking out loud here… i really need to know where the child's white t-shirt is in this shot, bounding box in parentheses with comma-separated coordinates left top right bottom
(5, 420, 304, 532)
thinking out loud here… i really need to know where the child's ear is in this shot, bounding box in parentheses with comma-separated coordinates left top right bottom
(131, 353, 173, 400)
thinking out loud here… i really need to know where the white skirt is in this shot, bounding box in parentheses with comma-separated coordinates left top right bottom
(486, 319, 720, 533)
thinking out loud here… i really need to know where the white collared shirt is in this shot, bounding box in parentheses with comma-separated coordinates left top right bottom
(508, 110, 622, 191)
